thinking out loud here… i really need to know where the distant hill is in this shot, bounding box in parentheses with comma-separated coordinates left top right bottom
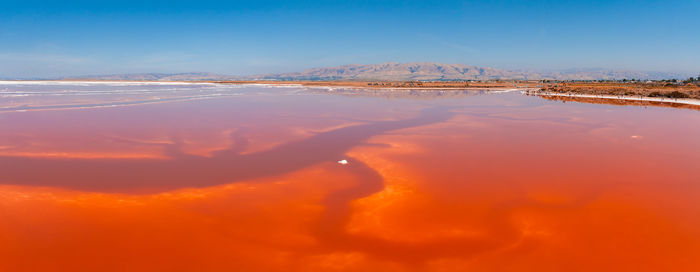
(253, 62, 691, 81)
(9, 63, 691, 82)
(61, 72, 233, 81)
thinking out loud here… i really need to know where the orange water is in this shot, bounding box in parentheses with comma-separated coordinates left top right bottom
(1, 86, 699, 271)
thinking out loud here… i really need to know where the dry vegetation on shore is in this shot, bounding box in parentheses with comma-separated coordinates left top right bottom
(540, 81, 700, 99)
(539, 95, 700, 111)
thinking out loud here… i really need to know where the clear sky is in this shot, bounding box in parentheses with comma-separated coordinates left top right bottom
(1, 0, 699, 77)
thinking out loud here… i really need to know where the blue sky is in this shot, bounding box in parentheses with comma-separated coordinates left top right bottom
(1, 0, 698, 77)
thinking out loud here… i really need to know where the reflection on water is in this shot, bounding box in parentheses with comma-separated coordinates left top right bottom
(1, 83, 700, 271)
(0, 107, 453, 192)
(306, 87, 498, 100)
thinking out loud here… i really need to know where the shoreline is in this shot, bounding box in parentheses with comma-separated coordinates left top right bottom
(3, 79, 700, 110)
(529, 90, 700, 107)
(223, 81, 700, 109)
(523, 91, 700, 110)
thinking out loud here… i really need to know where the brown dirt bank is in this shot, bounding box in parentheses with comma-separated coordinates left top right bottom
(541, 82, 700, 99)
(539, 95, 700, 112)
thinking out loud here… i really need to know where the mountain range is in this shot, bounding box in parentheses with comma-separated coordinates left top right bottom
(8, 63, 692, 81)
(253, 63, 692, 81)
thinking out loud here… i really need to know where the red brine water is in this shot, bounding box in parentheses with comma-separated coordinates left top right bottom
(1, 83, 699, 271)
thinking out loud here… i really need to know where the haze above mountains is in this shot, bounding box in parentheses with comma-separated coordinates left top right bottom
(13, 63, 694, 81)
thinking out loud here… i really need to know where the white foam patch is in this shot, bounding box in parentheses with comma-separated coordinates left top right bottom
(490, 89, 522, 94)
